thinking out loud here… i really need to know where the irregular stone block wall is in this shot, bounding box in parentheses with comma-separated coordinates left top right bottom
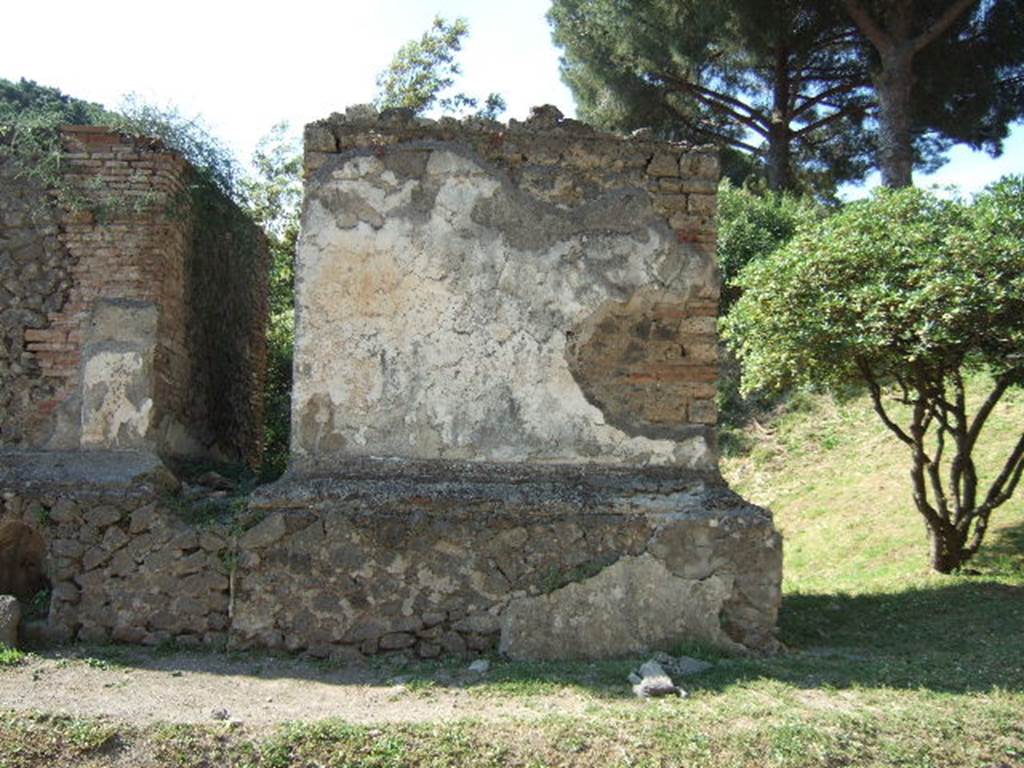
(0, 127, 268, 464)
(295, 106, 721, 470)
(236, 464, 781, 658)
(0, 159, 76, 445)
(0, 454, 230, 647)
(0, 459, 781, 657)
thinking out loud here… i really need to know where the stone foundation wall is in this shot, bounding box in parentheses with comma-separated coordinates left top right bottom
(236, 465, 781, 659)
(0, 127, 268, 464)
(0, 457, 781, 658)
(0, 453, 229, 647)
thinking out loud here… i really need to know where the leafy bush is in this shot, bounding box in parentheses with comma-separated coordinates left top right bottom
(717, 181, 823, 312)
(716, 182, 823, 427)
(723, 179, 1024, 572)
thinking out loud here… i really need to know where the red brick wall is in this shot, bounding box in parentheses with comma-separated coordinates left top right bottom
(35, 128, 189, 432)
(1, 126, 267, 465)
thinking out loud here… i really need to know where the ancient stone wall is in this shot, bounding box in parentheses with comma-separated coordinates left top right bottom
(295, 106, 720, 470)
(0, 454, 229, 647)
(0, 158, 70, 445)
(175, 178, 269, 465)
(0, 108, 781, 661)
(263, 106, 782, 659)
(0, 457, 779, 658)
(0, 127, 268, 464)
(236, 463, 781, 658)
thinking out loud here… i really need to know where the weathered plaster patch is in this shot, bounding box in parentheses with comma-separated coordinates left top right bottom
(80, 350, 153, 447)
(292, 146, 715, 469)
(499, 552, 743, 660)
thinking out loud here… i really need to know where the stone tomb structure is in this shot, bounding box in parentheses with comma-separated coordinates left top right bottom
(0, 127, 268, 645)
(0, 110, 780, 658)
(240, 106, 782, 659)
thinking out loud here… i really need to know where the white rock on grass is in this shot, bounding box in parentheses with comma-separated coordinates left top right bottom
(467, 659, 490, 674)
(631, 659, 685, 698)
(653, 651, 714, 677)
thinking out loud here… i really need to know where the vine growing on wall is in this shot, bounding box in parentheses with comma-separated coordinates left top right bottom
(0, 78, 113, 212)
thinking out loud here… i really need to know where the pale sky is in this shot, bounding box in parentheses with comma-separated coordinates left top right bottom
(2, 0, 1019, 195)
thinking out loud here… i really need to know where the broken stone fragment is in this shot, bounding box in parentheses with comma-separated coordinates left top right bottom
(653, 651, 714, 677)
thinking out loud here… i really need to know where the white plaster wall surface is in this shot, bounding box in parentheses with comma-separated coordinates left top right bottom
(293, 148, 713, 469)
(80, 350, 153, 447)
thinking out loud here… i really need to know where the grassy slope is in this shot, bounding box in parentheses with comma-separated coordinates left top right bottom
(722, 375, 1024, 592)
(1, 380, 1022, 767)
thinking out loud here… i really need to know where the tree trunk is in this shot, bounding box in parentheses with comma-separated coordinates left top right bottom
(766, 123, 793, 191)
(928, 521, 969, 573)
(875, 46, 915, 188)
(766, 45, 794, 192)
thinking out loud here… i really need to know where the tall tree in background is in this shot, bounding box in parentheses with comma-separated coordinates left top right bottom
(241, 124, 303, 479)
(844, 0, 1024, 187)
(548, 0, 873, 192)
(375, 15, 505, 118)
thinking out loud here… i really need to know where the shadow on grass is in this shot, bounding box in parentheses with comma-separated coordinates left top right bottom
(751, 578, 1024, 693)
(972, 518, 1024, 577)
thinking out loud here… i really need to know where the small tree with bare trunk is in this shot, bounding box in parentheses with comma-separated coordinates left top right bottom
(724, 178, 1024, 573)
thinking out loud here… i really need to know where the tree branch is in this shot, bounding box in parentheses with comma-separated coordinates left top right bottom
(856, 359, 914, 446)
(966, 374, 1012, 453)
(926, 418, 950, 521)
(949, 370, 969, 522)
(843, 0, 892, 51)
(981, 432, 1024, 511)
(910, 396, 944, 526)
(792, 83, 859, 118)
(660, 99, 762, 152)
(912, 0, 978, 54)
(794, 108, 863, 137)
(656, 72, 771, 138)
(684, 80, 765, 122)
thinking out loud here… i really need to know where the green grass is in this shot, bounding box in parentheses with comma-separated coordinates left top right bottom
(0, 378, 1021, 766)
(0, 646, 26, 668)
(722, 375, 1024, 591)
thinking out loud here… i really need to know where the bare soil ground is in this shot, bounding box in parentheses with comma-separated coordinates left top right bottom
(0, 647, 594, 728)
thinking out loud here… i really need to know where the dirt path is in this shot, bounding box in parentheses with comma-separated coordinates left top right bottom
(0, 648, 598, 728)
